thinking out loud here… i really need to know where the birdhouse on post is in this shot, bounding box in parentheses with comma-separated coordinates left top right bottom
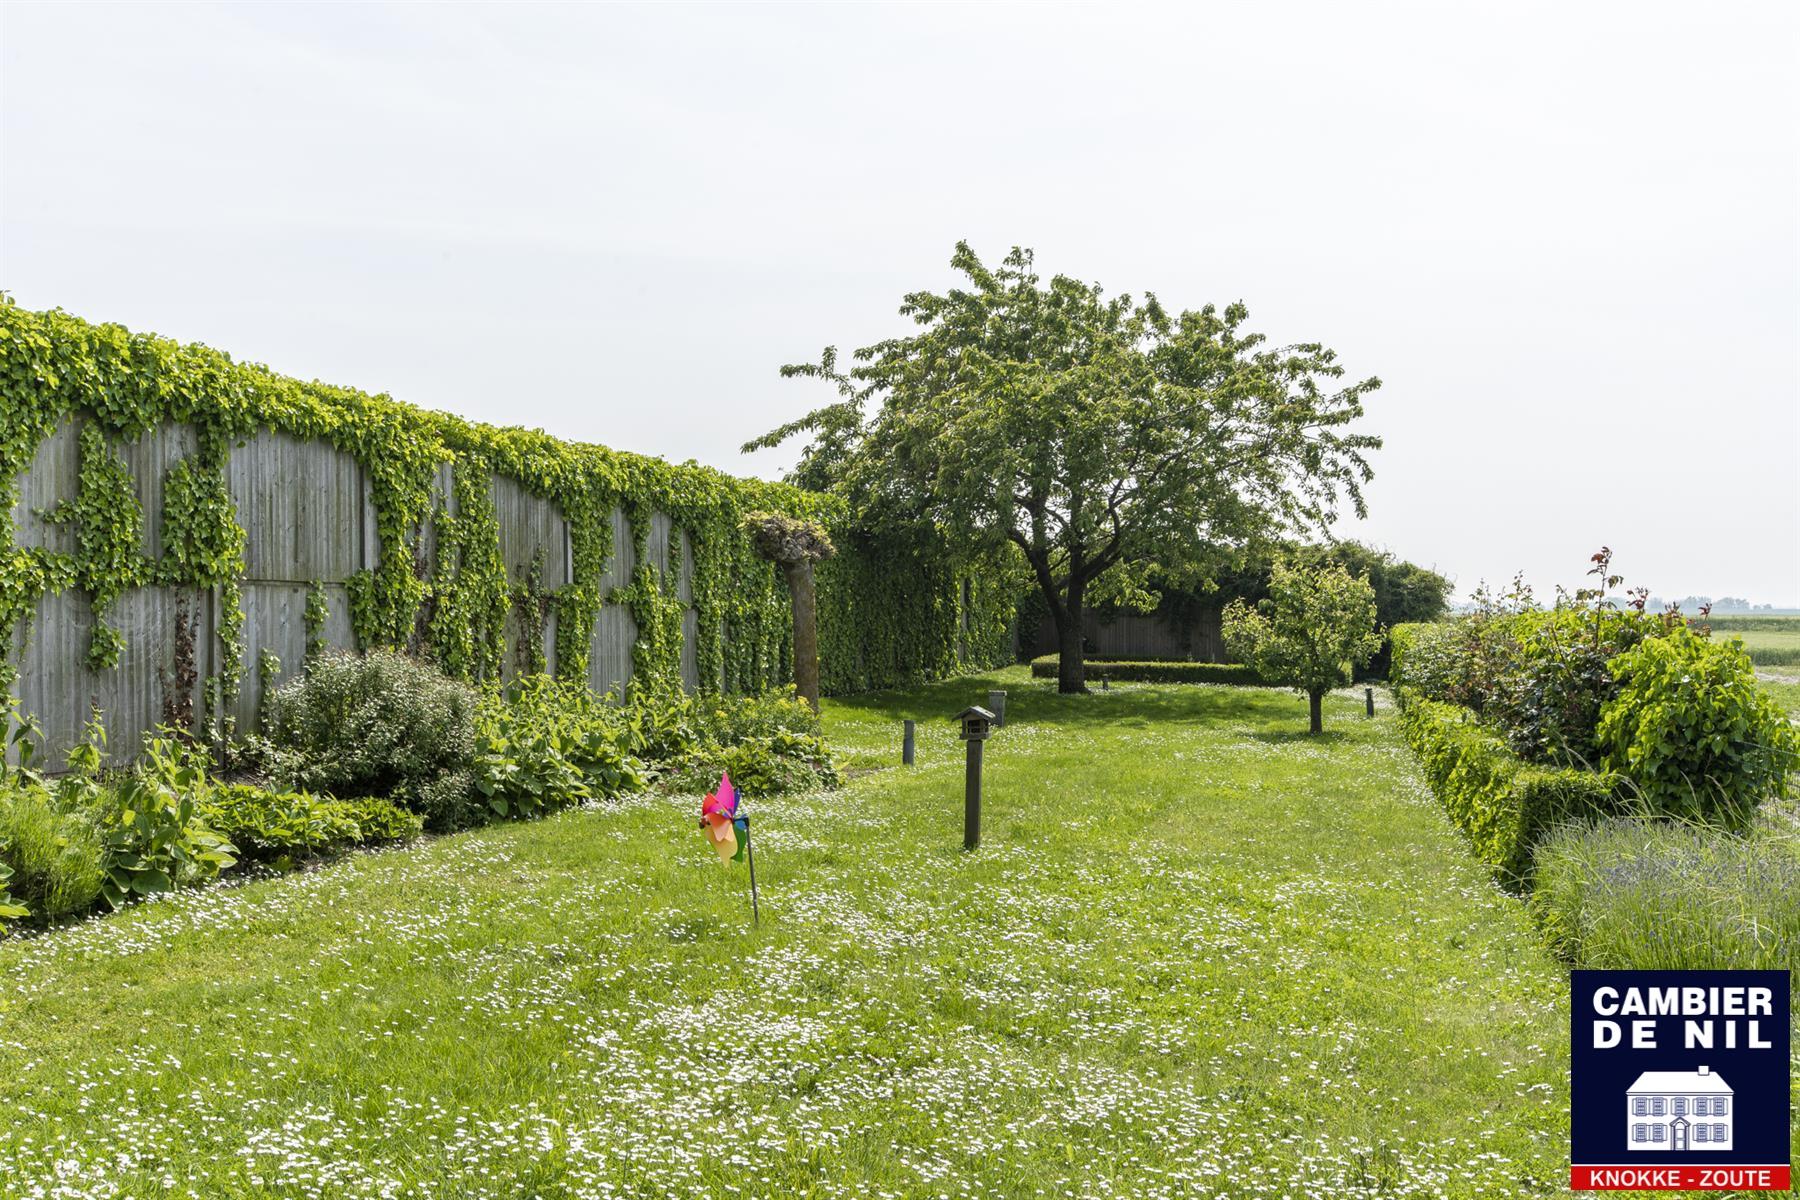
(955, 705, 995, 850)
(957, 705, 995, 742)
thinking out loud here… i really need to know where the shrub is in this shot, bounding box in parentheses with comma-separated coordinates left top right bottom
(665, 730, 837, 797)
(471, 679, 649, 819)
(1400, 695, 1622, 881)
(90, 774, 237, 909)
(1388, 623, 1460, 711)
(1028, 657, 1264, 686)
(0, 861, 25, 922)
(320, 796, 423, 844)
(196, 785, 363, 863)
(1597, 626, 1800, 827)
(0, 781, 107, 921)
(1531, 817, 1800, 977)
(1478, 607, 1658, 767)
(262, 650, 480, 830)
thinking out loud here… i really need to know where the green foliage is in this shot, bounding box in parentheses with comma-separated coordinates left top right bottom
(1400, 694, 1622, 882)
(91, 765, 237, 909)
(319, 795, 424, 844)
(754, 242, 1379, 692)
(67, 425, 146, 668)
(1222, 559, 1380, 729)
(0, 860, 25, 922)
(195, 786, 422, 863)
(303, 581, 329, 663)
(0, 779, 107, 921)
(196, 784, 363, 864)
(1531, 817, 1800, 979)
(1597, 626, 1800, 825)
(261, 650, 480, 831)
(472, 693, 595, 821)
(160, 451, 245, 588)
(1390, 599, 1660, 767)
(0, 299, 1010, 727)
(1027, 656, 1264, 685)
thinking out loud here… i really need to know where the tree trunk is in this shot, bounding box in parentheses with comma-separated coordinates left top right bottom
(785, 560, 821, 712)
(1057, 581, 1087, 694)
(1308, 689, 1323, 734)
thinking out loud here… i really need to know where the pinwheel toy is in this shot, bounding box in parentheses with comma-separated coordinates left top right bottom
(698, 772, 759, 923)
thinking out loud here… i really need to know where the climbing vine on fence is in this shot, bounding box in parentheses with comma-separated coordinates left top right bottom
(0, 298, 1019, 741)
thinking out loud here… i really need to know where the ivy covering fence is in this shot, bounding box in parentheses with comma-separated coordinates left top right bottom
(0, 300, 1016, 763)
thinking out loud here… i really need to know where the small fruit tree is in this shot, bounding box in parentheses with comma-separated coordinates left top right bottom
(1223, 559, 1380, 733)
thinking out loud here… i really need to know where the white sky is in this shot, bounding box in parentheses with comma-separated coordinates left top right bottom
(3, 1, 1795, 604)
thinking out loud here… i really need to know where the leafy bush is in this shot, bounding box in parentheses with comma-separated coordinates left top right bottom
(1531, 817, 1800, 977)
(262, 650, 480, 830)
(1481, 607, 1658, 767)
(1028, 657, 1264, 686)
(319, 796, 423, 844)
(471, 679, 649, 819)
(0, 781, 107, 921)
(198, 786, 423, 861)
(1400, 694, 1622, 882)
(1389, 623, 1462, 710)
(665, 730, 837, 797)
(90, 774, 236, 909)
(0, 860, 25, 922)
(197, 785, 363, 863)
(1597, 627, 1800, 827)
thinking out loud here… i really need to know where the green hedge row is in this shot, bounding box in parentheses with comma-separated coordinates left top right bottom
(1398, 692, 1620, 882)
(1028, 656, 1264, 686)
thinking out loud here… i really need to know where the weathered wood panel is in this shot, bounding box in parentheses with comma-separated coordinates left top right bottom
(10, 418, 709, 764)
(588, 604, 635, 696)
(122, 423, 200, 559)
(228, 431, 368, 582)
(416, 461, 457, 579)
(12, 586, 208, 764)
(493, 475, 570, 585)
(647, 511, 673, 582)
(677, 529, 694, 605)
(231, 581, 357, 731)
(11, 417, 77, 555)
(680, 609, 699, 692)
(600, 505, 634, 591)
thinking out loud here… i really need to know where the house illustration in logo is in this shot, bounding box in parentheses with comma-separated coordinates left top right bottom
(1626, 1065, 1733, 1151)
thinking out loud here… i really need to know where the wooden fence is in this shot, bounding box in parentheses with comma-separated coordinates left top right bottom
(7, 418, 698, 765)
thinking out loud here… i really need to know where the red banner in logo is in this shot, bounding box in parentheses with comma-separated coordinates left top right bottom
(1571, 1164, 1790, 1191)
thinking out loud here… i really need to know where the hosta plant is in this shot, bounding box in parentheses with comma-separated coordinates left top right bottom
(95, 775, 236, 909)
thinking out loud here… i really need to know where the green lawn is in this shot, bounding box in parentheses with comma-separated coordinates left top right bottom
(1756, 669, 1800, 718)
(0, 668, 1572, 1198)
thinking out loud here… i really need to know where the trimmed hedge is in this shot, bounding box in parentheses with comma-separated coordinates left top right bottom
(1028, 656, 1264, 685)
(1399, 693, 1620, 882)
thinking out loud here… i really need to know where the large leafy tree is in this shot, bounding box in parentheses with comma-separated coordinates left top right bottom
(747, 243, 1381, 692)
(1222, 559, 1381, 733)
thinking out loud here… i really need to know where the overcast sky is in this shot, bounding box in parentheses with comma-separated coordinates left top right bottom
(3, 2, 1795, 604)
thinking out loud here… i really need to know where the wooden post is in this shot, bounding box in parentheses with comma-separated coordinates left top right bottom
(987, 689, 1007, 727)
(963, 737, 983, 851)
(902, 718, 916, 765)
(1365, 687, 1375, 717)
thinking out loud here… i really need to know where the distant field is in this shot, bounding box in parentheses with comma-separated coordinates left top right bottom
(1707, 618, 1800, 667)
(1705, 615, 1800, 632)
